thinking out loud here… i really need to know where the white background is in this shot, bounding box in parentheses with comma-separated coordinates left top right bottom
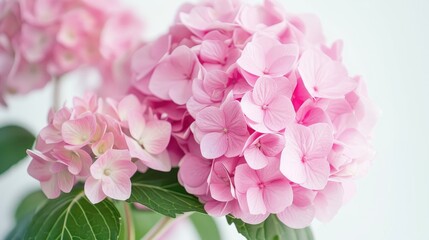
(1, 0, 429, 239)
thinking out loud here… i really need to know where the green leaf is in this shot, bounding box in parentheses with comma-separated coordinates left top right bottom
(190, 213, 221, 240)
(6, 190, 47, 239)
(127, 168, 205, 218)
(0, 125, 35, 174)
(227, 215, 314, 240)
(25, 188, 121, 240)
(14, 190, 47, 221)
(6, 213, 33, 240)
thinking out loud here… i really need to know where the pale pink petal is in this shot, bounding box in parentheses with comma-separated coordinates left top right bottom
(237, 41, 265, 76)
(61, 115, 96, 146)
(92, 132, 114, 156)
(265, 44, 298, 77)
(168, 80, 193, 105)
(222, 100, 248, 135)
(57, 172, 74, 193)
(40, 176, 60, 199)
(101, 173, 132, 201)
(110, 160, 137, 179)
(140, 120, 172, 155)
(252, 76, 277, 106)
(315, 62, 356, 98)
(204, 200, 234, 217)
(302, 158, 330, 190)
(280, 143, 306, 183)
(314, 182, 344, 222)
(244, 147, 269, 170)
(264, 95, 295, 131)
(85, 176, 106, 204)
(259, 134, 285, 157)
(200, 40, 228, 64)
(125, 136, 172, 172)
(264, 179, 293, 213)
(118, 95, 142, 122)
(127, 112, 146, 141)
(200, 132, 228, 159)
(210, 183, 235, 202)
(27, 151, 51, 181)
(247, 187, 266, 215)
(308, 123, 334, 158)
(225, 133, 248, 158)
(195, 107, 225, 132)
(240, 92, 264, 123)
(234, 164, 259, 192)
(178, 154, 211, 195)
(277, 205, 315, 229)
(39, 125, 62, 144)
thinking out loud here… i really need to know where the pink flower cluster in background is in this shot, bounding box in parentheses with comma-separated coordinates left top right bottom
(27, 94, 173, 203)
(129, 0, 377, 228)
(0, 0, 143, 105)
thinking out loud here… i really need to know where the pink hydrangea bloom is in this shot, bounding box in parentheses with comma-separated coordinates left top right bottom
(27, 93, 174, 203)
(193, 100, 249, 159)
(85, 149, 136, 203)
(148, 0, 378, 229)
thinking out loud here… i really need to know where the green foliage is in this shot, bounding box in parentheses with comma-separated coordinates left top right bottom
(190, 213, 221, 240)
(227, 215, 314, 240)
(127, 169, 205, 217)
(25, 189, 121, 240)
(0, 125, 35, 174)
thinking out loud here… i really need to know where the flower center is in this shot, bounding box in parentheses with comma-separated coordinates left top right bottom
(258, 182, 265, 189)
(261, 104, 269, 110)
(103, 168, 112, 176)
(223, 128, 229, 134)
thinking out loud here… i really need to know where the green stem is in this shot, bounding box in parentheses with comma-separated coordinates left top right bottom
(142, 212, 192, 240)
(123, 202, 136, 240)
(52, 76, 61, 111)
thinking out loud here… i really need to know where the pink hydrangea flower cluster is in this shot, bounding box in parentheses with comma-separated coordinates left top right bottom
(27, 93, 173, 203)
(129, 0, 377, 228)
(0, 0, 143, 104)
